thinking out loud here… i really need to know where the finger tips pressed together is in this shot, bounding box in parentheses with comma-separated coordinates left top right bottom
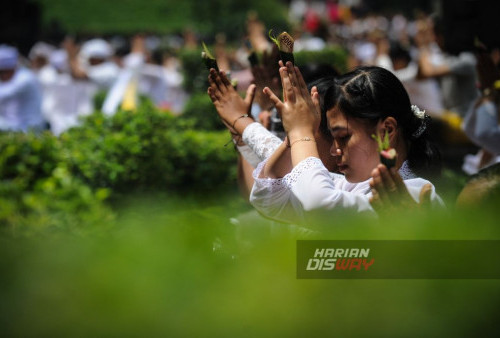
(369, 178, 377, 191)
(295, 66, 307, 88)
(420, 183, 432, 201)
(391, 168, 407, 194)
(286, 62, 298, 87)
(207, 86, 221, 101)
(281, 70, 295, 101)
(212, 72, 224, 91)
(207, 88, 215, 102)
(220, 70, 232, 86)
(369, 189, 382, 210)
(378, 165, 397, 192)
(371, 168, 391, 202)
(371, 167, 380, 182)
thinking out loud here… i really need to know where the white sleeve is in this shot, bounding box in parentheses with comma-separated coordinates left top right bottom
(242, 122, 283, 162)
(287, 157, 374, 213)
(250, 157, 445, 225)
(236, 144, 262, 168)
(0, 71, 29, 101)
(404, 178, 445, 208)
(250, 157, 375, 224)
(249, 159, 307, 224)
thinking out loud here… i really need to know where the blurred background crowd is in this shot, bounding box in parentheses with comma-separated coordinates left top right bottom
(1, 0, 500, 174)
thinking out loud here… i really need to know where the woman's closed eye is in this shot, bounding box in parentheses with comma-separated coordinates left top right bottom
(334, 134, 351, 146)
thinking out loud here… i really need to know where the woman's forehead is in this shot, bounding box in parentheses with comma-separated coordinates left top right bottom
(326, 106, 347, 125)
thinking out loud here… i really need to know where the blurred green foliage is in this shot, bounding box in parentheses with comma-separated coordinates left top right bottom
(62, 104, 237, 192)
(0, 193, 499, 337)
(36, 0, 288, 40)
(0, 102, 238, 235)
(180, 93, 225, 131)
(179, 48, 214, 94)
(295, 47, 350, 74)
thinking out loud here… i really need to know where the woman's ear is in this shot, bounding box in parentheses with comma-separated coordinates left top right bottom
(377, 117, 398, 146)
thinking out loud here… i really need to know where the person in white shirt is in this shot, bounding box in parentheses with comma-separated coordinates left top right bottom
(65, 38, 119, 91)
(207, 68, 338, 200)
(417, 16, 479, 118)
(0, 45, 45, 132)
(249, 64, 443, 225)
(462, 44, 500, 174)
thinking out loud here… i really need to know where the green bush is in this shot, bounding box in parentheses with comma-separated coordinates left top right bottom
(180, 92, 225, 131)
(179, 48, 211, 94)
(0, 104, 239, 235)
(295, 46, 349, 74)
(62, 107, 236, 191)
(0, 131, 62, 191)
(0, 168, 114, 237)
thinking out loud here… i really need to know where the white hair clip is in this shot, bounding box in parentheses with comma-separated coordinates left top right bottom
(411, 105, 426, 119)
(411, 104, 430, 139)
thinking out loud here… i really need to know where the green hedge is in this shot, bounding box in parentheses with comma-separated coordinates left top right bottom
(0, 104, 238, 235)
(38, 0, 288, 38)
(179, 93, 225, 131)
(294, 47, 349, 74)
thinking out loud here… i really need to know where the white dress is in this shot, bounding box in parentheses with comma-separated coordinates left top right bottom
(237, 122, 283, 168)
(250, 156, 444, 225)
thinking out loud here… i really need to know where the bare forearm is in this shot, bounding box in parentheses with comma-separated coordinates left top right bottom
(237, 155, 255, 201)
(262, 140, 292, 178)
(288, 128, 319, 167)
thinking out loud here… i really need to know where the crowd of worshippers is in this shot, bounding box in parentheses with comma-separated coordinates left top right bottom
(204, 10, 500, 219)
(0, 36, 188, 136)
(2, 8, 500, 182)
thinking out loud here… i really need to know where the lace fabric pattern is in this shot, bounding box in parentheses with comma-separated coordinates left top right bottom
(398, 160, 417, 180)
(254, 151, 417, 194)
(282, 157, 416, 188)
(252, 159, 288, 193)
(283, 157, 327, 189)
(242, 122, 283, 161)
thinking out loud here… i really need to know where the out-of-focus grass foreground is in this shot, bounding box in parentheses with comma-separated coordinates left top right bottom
(1, 101, 499, 337)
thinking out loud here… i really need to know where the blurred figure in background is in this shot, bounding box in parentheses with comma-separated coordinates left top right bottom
(66, 38, 119, 91)
(28, 41, 56, 77)
(102, 34, 187, 115)
(417, 16, 479, 118)
(0, 45, 45, 132)
(40, 47, 96, 135)
(456, 163, 500, 208)
(462, 42, 500, 174)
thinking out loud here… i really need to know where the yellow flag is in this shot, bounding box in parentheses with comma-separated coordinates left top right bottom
(121, 76, 138, 111)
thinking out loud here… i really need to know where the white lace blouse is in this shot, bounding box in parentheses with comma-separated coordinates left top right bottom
(250, 156, 444, 225)
(237, 122, 283, 167)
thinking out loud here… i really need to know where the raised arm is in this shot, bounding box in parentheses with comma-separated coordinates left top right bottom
(263, 61, 321, 168)
(207, 68, 255, 136)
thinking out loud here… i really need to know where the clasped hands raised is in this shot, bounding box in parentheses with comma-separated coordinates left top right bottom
(207, 61, 320, 139)
(264, 61, 321, 141)
(369, 164, 433, 214)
